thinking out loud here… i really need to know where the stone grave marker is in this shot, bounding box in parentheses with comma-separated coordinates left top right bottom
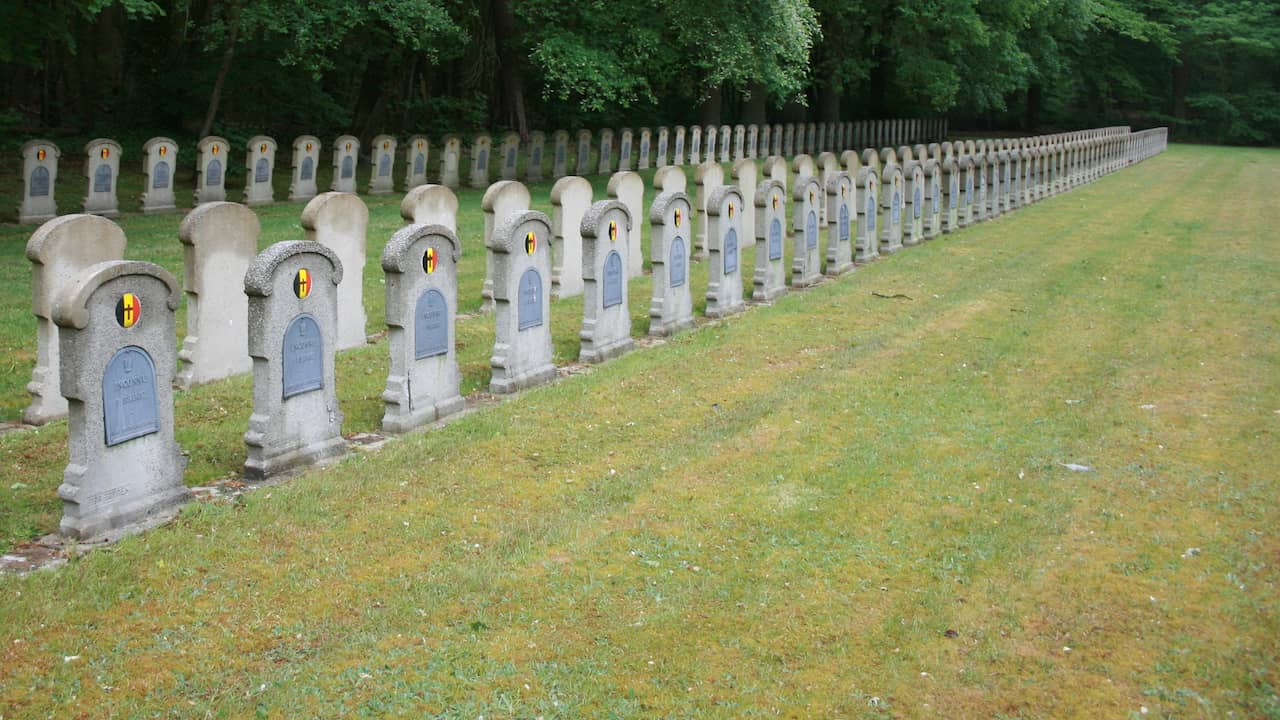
(488, 210, 556, 394)
(647, 191, 694, 336)
(694, 161, 725, 259)
(791, 176, 823, 287)
(380, 223, 465, 432)
(470, 133, 492, 189)
(82, 139, 121, 217)
(499, 131, 520, 181)
(903, 158, 926, 246)
(752, 178, 788, 302)
(732, 124, 744, 159)
(243, 241, 346, 480)
(481, 181, 532, 310)
(785, 124, 797, 156)
(985, 151, 1001, 219)
(618, 128, 633, 171)
(400, 184, 459, 232)
(654, 165, 687, 195)
(331, 135, 361, 193)
(747, 124, 759, 159)
(24, 215, 127, 425)
(243, 135, 277, 206)
(576, 129, 593, 175)
(19, 140, 60, 224)
(368, 135, 397, 195)
(792, 154, 817, 191)
(550, 176, 592, 298)
(704, 185, 746, 319)
(552, 130, 571, 179)
(959, 154, 975, 227)
(141, 137, 178, 214)
(973, 151, 989, 222)
(925, 159, 943, 240)
(806, 123, 817, 154)
(817, 123, 827, 153)
(942, 157, 960, 233)
(301, 192, 369, 350)
(656, 126, 670, 167)
(880, 150, 907, 251)
(579, 200, 635, 364)
(825, 171, 855, 276)
(607, 171, 645, 277)
(177, 202, 258, 388)
(598, 128, 615, 175)
(719, 124, 731, 162)
(638, 128, 652, 170)
(855, 167, 880, 263)
(763, 156, 788, 194)
(760, 125, 772, 159)
(405, 134, 430, 189)
(841, 149, 861, 176)
(771, 124, 783, 156)
(674, 126, 687, 166)
(54, 259, 189, 538)
(690, 126, 703, 165)
(441, 134, 462, 189)
(289, 135, 321, 201)
(527, 131, 546, 183)
(817, 152, 839, 224)
(731, 159, 759, 254)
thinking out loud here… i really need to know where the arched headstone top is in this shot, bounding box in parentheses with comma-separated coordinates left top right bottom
(244, 240, 343, 297)
(382, 223, 461, 272)
(199, 136, 229, 152)
(248, 135, 277, 153)
(53, 260, 180, 330)
(22, 139, 61, 159)
(856, 166, 880, 186)
(649, 190, 691, 225)
(793, 174, 822, 203)
(826, 170, 852, 196)
(606, 170, 642, 199)
(862, 149, 881, 171)
(551, 175, 592, 204)
(755, 178, 785, 207)
(26, 214, 126, 267)
(490, 210, 553, 253)
(179, 201, 260, 249)
(301, 191, 369, 233)
(482, 180, 531, 211)
(84, 138, 122, 157)
(334, 134, 360, 151)
(580, 199, 632, 237)
(706, 185, 743, 216)
(293, 134, 320, 151)
(143, 136, 178, 154)
(694, 161, 723, 183)
(400, 184, 459, 224)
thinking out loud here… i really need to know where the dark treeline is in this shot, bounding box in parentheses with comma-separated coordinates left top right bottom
(2, 0, 1277, 147)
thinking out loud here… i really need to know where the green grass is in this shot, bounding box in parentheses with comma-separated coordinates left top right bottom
(1, 144, 1278, 718)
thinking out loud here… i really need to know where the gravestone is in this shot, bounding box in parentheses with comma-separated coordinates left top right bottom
(855, 167, 880, 263)
(289, 135, 321, 201)
(817, 152, 839, 224)
(381, 223, 465, 432)
(903, 159, 926, 246)
(941, 157, 960, 233)
(618, 128, 633, 171)
(400, 184, 458, 232)
(82, 139, 121, 218)
(689, 126, 702, 165)
(1006, 149, 1022, 210)
(550, 176, 592, 298)
(368, 135, 397, 194)
(752, 179, 789, 302)
(301, 192, 369, 350)
(481, 181, 532, 311)
(552, 130, 571, 179)
(500, 131, 521, 181)
(469, 133, 493, 189)
(244, 135, 277, 206)
(141, 137, 178, 214)
(527, 131, 546, 183)
(825, 171, 855, 276)
(706, 125, 719, 163)
(694, 161, 725, 260)
(771, 124, 783, 156)
(792, 154, 817, 191)
(647, 191, 695, 336)
(817, 123, 827, 154)
(997, 149, 1012, 213)
(656, 127, 670, 167)
(331, 135, 360, 194)
(24, 215, 127, 425)
(806, 123, 817, 154)
(841, 149, 861, 176)
(575, 129, 593, 175)
(440, 134, 463, 189)
(924, 159, 943, 240)
(973, 152, 989, 222)
(719, 124, 732, 162)
(53, 260, 189, 539)
(673, 126, 687, 166)
(747, 124, 759, 159)
(488, 210, 557, 394)
(19, 140, 60, 224)
(405, 134, 430, 189)
(791, 176, 823, 287)
(607, 171, 645, 277)
(579, 200, 635, 364)
(985, 152, 1001, 219)
(598, 128, 615, 175)
(637, 127, 652, 170)
(654, 165, 687, 195)
(177, 202, 258, 388)
(959, 155, 976, 227)
(704, 186, 746, 319)
(760, 125, 772, 159)
(763, 156, 788, 194)
(731, 159, 759, 256)
(243, 241, 346, 480)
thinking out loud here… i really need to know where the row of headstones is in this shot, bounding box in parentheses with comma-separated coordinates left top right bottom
(15, 118, 944, 223)
(27, 124, 1165, 540)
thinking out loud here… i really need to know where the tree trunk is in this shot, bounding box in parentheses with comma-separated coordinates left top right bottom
(492, 0, 527, 135)
(199, 3, 239, 138)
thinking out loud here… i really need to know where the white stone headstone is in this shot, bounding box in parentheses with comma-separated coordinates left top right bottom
(404, 135, 430, 190)
(694, 161, 725, 260)
(527, 131, 546, 183)
(704, 185, 746, 319)
(481, 181, 532, 311)
(19, 140, 60, 224)
(731, 159, 759, 255)
(488, 210, 556, 394)
(368, 134, 397, 194)
(606, 171, 645, 277)
(550, 176, 592, 298)
(647, 191, 694, 336)
(400, 184, 458, 232)
(791, 176, 823, 287)
(82, 138, 121, 218)
(578, 200, 634, 364)
(244, 135, 277, 206)
(653, 166, 687, 195)
(440, 134, 462, 189)
(141, 137, 178, 214)
(752, 179, 788, 302)
(825, 172, 855, 276)
(331, 135, 361, 194)
(470, 134, 493, 189)
(301, 192, 369, 350)
(500, 131, 521, 181)
(289, 135, 321, 201)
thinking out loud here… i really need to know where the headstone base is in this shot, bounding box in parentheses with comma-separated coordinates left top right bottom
(243, 419, 347, 481)
(648, 316, 694, 337)
(381, 393, 466, 435)
(579, 335, 634, 365)
(824, 259, 854, 277)
(58, 453, 190, 541)
(489, 362, 557, 395)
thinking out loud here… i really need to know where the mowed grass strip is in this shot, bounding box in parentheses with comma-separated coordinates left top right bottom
(0, 145, 1277, 718)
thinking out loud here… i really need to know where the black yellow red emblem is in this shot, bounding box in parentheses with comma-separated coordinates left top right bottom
(772, 193, 779, 209)
(608, 220, 618, 242)
(728, 202, 735, 218)
(525, 231, 537, 255)
(100, 147, 110, 160)
(293, 268, 313, 299)
(674, 208, 682, 227)
(37, 148, 46, 161)
(115, 293, 140, 328)
(423, 247, 437, 274)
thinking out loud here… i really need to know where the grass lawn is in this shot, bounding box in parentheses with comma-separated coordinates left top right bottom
(1, 144, 1278, 717)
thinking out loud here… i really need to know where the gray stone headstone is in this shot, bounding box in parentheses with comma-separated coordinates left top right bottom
(381, 223, 465, 432)
(289, 135, 321, 201)
(731, 159, 759, 256)
(481, 181, 532, 311)
(470, 134, 493, 189)
(960, 155, 976, 227)
(368, 134, 397, 194)
(941, 157, 960, 233)
(855, 167, 880, 263)
(653, 166, 687, 195)
(400, 184, 459, 232)
(552, 130, 570, 179)
(825, 172, 855, 276)
(53, 259, 189, 539)
(689, 126, 702, 166)
(82, 139, 121, 218)
(405, 135, 430, 190)
(301, 192, 369, 350)
(752, 179, 788, 302)
(694, 161, 725, 260)
(791, 176, 823, 287)
(24, 215, 127, 425)
(618, 128, 633, 171)
(500, 132, 520, 181)
(783, 125, 795, 158)
(734, 124, 746, 160)
(792, 154, 817, 192)
(598, 129, 615, 175)
(177, 202, 258, 388)
(244, 135, 277, 206)
(607, 171, 645, 277)
(243, 241, 346, 480)
(19, 140, 60, 224)
(924, 160, 943, 239)
(331, 135, 361, 193)
(141, 137, 178, 214)
(575, 130, 593, 175)
(705, 186, 746, 319)
(719, 124, 732, 162)
(771, 124, 783, 157)
(673, 126, 686, 167)
(903, 161, 927, 246)
(440, 135, 463, 189)
(488, 211, 557, 394)
(707, 125, 720, 164)
(879, 161, 905, 254)
(550, 176, 592, 298)
(647, 191, 694, 336)
(656, 127, 669, 167)
(637, 128, 651, 170)
(759, 125, 771, 159)
(527, 131, 546, 183)
(579, 200, 635, 364)
(763, 156, 788, 195)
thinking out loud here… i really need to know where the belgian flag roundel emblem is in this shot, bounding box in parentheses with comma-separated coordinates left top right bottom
(525, 231, 537, 255)
(423, 247, 437, 274)
(728, 202, 735, 219)
(608, 220, 618, 242)
(115, 293, 140, 328)
(674, 208, 682, 227)
(293, 268, 313, 299)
